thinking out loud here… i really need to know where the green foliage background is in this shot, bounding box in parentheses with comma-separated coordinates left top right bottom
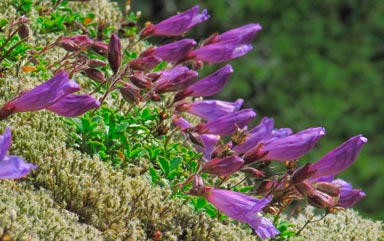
(124, 0, 384, 219)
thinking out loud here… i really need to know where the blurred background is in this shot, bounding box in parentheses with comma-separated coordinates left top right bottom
(114, 0, 384, 220)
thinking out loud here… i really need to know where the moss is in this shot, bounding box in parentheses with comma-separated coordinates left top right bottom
(289, 207, 383, 241)
(0, 181, 104, 241)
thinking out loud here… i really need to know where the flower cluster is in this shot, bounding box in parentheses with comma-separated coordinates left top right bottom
(132, 6, 366, 239)
(0, 4, 368, 240)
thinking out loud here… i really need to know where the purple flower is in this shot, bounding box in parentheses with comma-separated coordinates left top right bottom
(174, 64, 233, 101)
(1, 71, 80, 115)
(154, 66, 198, 94)
(140, 5, 209, 38)
(151, 39, 196, 62)
(215, 23, 262, 44)
(196, 108, 256, 136)
(310, 135, 367, 179)
(189, 39, 253, 64)
(202, 188, 279, 239)
(172, 115, 220, 160)
(232, 117, 274, 154)
(245, 127, 326, 163)
(202, 155, 244, 176)
(176, 99, 243, 122)
(0, 128, 37, 179)
(332, 179, 365, 208)
(46, 94, 100, 117)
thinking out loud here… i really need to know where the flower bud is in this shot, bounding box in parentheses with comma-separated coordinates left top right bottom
(82, 68, 106, 83)
(119, 83, 141, 103)
(129, 74, 153, 89)
(18, 24, 29, 39)
(87, 59, 106, 68)
(91, 41, 109, 57)
(202, 155, 244, 176)
(129, 56, 162, 71)
(108, 34, 122, 74)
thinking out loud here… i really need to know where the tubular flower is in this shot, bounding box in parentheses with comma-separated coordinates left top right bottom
(150, 39, 196, 62)
(201, 188, 279, 239)
(195, 108, 256, 136)
(46, 94, 100, 117)
(215, 23, 262, 44)
(188, 39, 253, 64)
(176, 99, 244, 122)
(310, 135, 367, 179)
(0, 71, 80, 119)
(0, 128, 37, 179)
(244, 127, 326, 163)
(174, 64, 233, 101)
(202, 155, 244, 176)
(140, 5, 209, 38)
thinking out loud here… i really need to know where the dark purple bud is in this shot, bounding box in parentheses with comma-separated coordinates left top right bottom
(152, 39, 196, 62)
(83, 68, 106, 83)
(310, 135, 367, 178)
(196, 108, 256, 136)
(202, 155, 244, 176)
(260, 127, 326, 161)
(46, 94, 100, 117)
(91, 41, 109, 57)
(18, 24, 29, 39)
(307, 190, 337, 209)
(108, 34, 122, 74)
(119, 83, 141, 103)
(233, 117, 274, 154)
(87, 59, 107, 68)
(60, 35, 93, 51)
(130, 74, 153, 89)
(129, 55, 162, 71)
(174, 64, 233, 101)
(176, 99, 243, 122)
(140, 5, 209, 38)
(189, 39, 253, 64)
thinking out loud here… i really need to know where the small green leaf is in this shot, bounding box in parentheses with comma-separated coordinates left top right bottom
(157, 156, 170, 175)
(170, 156, 182, 170)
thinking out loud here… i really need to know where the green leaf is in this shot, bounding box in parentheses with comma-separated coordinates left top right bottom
(169, 156, 182, 171)
(157, 156, 170, 175)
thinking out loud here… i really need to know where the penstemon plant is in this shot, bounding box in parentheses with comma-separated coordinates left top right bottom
(0, 1, 368, 240)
